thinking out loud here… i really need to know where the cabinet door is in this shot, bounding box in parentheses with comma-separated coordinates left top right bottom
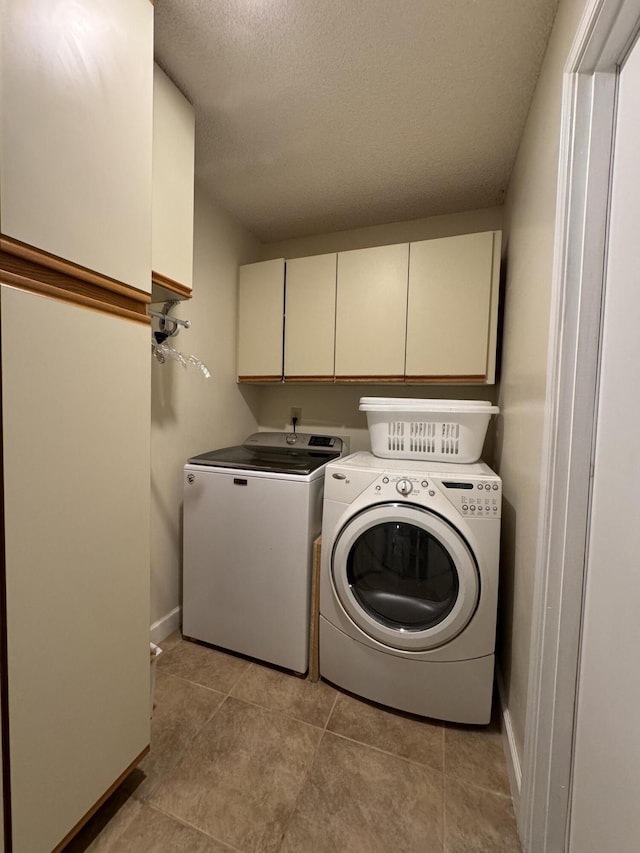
(284, 253, 337, 380)
(152, 64, 195, 299)
(1, 286, 151, 853)
(335, 244, 409, 380)
(0, 0, 153, 292)
(406, 232, 501, 382)
(237, 259, 285, 381)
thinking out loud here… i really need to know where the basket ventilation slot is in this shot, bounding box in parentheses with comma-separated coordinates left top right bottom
(409, 421, 437, 454)
(386, 420, 461, 456)
(440, 422, 460, 456)
(387, 421, 406, 452)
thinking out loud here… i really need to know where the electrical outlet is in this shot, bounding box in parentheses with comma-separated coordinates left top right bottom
(291, 407, 302, 423)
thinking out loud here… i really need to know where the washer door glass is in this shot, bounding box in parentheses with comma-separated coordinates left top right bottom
(332, 503, 479, 651)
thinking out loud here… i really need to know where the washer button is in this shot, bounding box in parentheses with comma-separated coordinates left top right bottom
(470, 505, 476, 511)
(382, 477, 389, 484)
(478, 484, 483, 490)
(492, 484, 499, 490)
(462, 504, 468, 511)
(421, 480, 428, 488)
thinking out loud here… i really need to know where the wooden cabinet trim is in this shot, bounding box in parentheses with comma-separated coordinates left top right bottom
(335, 375, 406, 383)
(284, 375, 335, 383)
(151, 270, 192, 301)
(51, 745, 150, 853)
(238, 375, 489, 384)
(405, 374, 488, 384)
(0, 235, 150, 324)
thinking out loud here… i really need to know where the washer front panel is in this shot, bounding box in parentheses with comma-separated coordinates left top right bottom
(331, 502, 480, 651)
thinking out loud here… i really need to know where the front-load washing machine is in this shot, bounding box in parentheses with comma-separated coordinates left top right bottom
(319, 451, 501, 724)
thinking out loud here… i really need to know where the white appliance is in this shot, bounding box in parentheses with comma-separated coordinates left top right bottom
(319, 451, 501, 723)
(183, 432, 344, 673)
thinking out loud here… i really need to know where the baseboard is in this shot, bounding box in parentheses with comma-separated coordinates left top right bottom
(150, 606, 182, 644)
(497, 667, 522, 815)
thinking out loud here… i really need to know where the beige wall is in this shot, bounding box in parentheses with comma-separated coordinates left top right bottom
(257, 383, 499, 461)
(150, 188, 261, 631)
(496, 0, 588, 766)
(261, 206, 502, 260)
(257, 206, 502, 444)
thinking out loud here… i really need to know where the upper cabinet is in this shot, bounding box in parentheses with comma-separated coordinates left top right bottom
(0, 0, 154, 293)
(151, 64, 196, 302)
(237, 231, 502, 385)
(285, 253, 337, 381)
(406, 231, 501, 383)
(238, 258, 285, 381)
(335, 244, 409, 381)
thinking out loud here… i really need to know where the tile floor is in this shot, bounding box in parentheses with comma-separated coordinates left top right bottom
(64, 633, 521, 853)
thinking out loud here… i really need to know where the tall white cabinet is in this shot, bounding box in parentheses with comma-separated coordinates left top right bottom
(151, 63, 196, 301)
(0, 0, 153, 293)
(1, 288, 151, 853)
(0, 1, 154, 850)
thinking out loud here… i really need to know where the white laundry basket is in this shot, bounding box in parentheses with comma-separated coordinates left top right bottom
(359, 397, 499, 463)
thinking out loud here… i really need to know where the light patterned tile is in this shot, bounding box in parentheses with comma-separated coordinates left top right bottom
(67, 800, 234, 853)
(103, 804, 234, 853)
(132, 672, 225, 799)
(150, 697, 321, 853)
(327, 690, 444, 771)
(445, 779, 521, 853)
(444, 717, 510, 795)
(158, 638, 250, 693)
(279, 732, 444, 853)
(230, 662, 337, 727)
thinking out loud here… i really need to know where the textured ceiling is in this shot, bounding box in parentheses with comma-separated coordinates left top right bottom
(154, 0, 560, 243)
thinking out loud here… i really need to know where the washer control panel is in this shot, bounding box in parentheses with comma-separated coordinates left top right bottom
(396, 478, 413, 496)
(368, 472, 501, 519)
(440, 479, 502, 519)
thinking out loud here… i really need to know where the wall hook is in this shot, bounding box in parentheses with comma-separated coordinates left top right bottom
(148, 301, 191, 340)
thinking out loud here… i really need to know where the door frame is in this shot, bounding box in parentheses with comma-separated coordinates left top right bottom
(520, 1, 640, 851)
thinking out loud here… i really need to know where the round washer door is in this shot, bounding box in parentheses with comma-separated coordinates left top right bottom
(331, 502, 479, 651)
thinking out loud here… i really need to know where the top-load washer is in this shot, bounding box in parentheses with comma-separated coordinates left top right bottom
(319, 451, 501, 724)
(183, 432, 343, 673)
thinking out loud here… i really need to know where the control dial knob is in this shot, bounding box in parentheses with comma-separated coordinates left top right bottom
(396, 478, 413, 496)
